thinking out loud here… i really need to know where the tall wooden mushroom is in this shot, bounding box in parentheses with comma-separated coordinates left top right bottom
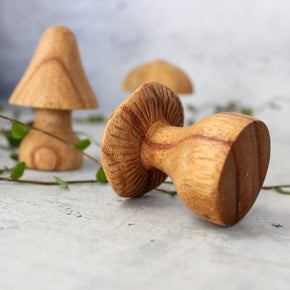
(122, 60, 193, 94)
(102, 82, 270, 226)
(9, 26, 98, 171)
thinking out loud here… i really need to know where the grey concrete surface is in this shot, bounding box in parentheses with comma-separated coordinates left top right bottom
(0, 108, 289, 290)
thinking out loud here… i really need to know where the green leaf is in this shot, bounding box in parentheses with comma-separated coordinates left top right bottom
(187, 119, 195, 126)
(10, 162, 26, 179)
(96, 167, 107, 183)
(53, 176, 68, 189)
(167, 191, 177, 196)
(74, 114, 106, 124)
(187, 104, 197, 113)
(76, 139, 91, 151)
(6, 136, 22, 148)
(88, 115, 106, 123)
(10, 153, 18, 161)
(11, 123, 26, 139)
(269, 102, 281, 111)
(275, 187, 290, 195)
(242, 107, 254, 116)
(6, 126, 29, 148)
(214, 105, 225, 113)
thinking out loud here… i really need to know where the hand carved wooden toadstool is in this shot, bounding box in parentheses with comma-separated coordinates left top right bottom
(9, 26, 98, 171)
(122, 60, 193, 94)
(102, 82, 270, 226)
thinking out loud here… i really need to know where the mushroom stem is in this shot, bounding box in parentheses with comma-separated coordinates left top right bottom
(33, 109, 73, 135)
(19, 109, 83, 171)
(140, 114, 270, 226)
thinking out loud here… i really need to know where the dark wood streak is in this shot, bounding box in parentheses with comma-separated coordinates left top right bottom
(231, 143, 240, 223)
(102, 145, 147, 197)
(121, 106, 147, 137)
(15, 57, 85, 107)
(143, 134, 233, 150)
(101, 146, 127, 194)
(253, 122, 262, 189)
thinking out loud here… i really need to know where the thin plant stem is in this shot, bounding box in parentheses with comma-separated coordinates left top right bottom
(1, 174, 290, 195)
(262, 184, 290, 190)
(155, 187, 177, 195)
(0, 177, 99, 185)
(0, 167, 14, 174)
(165, 180, 290, 190)
(163, 180, 173, 184)
(0, 144, 16, 153)
(75, 131, 101, 147)
(0, 114, 101, 165)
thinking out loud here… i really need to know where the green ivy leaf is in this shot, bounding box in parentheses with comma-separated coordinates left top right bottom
(242, 107, 254, 116)
(11, 123, 26, 139)
(6, 126, 29, 148)
(6, 136, 22, 148)
(187, 119, 195, 126)
(275, 187, 290, 195)
(74, 114, 106, 124)
(10, 162, 26, 179)
(10, 153, 18, 161)
(214, 105, 225, 113)
(187, 104, 197, 113)
(167, 191, 177, 196)
(76, 139, 91, 151)
(53, 176, 68, 189)
(96, 167, 107, 183)
(88, 115, 106, 123)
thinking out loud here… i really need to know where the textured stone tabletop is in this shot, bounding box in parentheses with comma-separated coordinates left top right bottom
(0, 111, 290, 290)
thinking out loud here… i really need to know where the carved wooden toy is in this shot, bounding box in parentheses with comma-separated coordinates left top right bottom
(122, 60, 193, 94)
(102, 82, 270, 226)
(9, 26, 98, 171)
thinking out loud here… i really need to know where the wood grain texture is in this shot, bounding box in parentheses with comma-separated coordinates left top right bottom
(141, 113, 270, 226)
(8, 26, 99, 170)
(102, 82, 184, 197)
(9, 26, 98, 110)
(102, 82, 270, 226)
(122, 60, 193, 94)
(19, 109, 82, 171)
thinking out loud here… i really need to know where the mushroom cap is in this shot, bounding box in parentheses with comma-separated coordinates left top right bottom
(9, 26, 98, 110)
(122, 60, 193, 94)
(102, 81, 184, 197)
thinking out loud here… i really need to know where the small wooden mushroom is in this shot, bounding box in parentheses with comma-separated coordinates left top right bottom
(122, 60, 193, 94)
(9, 26, 98, 171)
(102, 82, 270, 226)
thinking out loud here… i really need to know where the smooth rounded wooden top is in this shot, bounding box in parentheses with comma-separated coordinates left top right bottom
(102, 82, 184, 197)
(122, 60, 193, 94)
(9, 26, 98, 110)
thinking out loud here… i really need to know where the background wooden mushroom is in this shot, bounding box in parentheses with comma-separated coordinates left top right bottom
(122, 60, 193, 94)
(9, 25, 98, 171)
(102, 82, 270, 226)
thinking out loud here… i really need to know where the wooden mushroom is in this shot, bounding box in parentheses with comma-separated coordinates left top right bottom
(122, 60, 193, 94)
(9, 26, 98, 171)
(102, 82, 270, 226)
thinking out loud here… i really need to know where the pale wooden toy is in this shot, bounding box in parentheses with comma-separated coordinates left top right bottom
(9, 26, 98, 171)
(122, 60, 193, 94)
(102, 82, 270, 226)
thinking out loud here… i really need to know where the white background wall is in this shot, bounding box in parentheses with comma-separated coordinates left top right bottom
(1, 0, 290, 130)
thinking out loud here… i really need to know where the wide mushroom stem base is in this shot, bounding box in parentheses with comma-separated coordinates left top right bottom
(19, 109, 82, 171)
(140, 114, 270, 226)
